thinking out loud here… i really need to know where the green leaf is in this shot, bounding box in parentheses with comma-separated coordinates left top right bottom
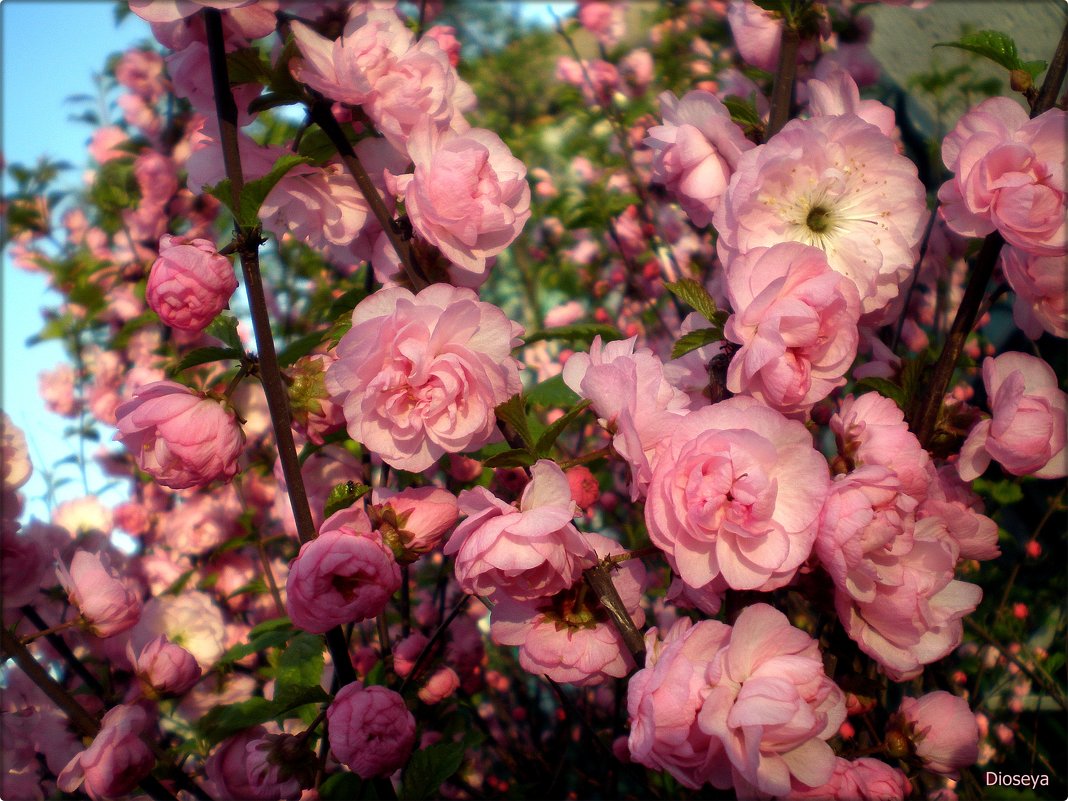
(237, 154, 313, 228)
(856, 377, 905, 408)
(723, 95, 763, 130)
(170, 346, 243, 375)
(482, 449, 537, 469)
(972, 477, 1024, 506)
(205, 313, 244, 351)
(494, 394, 535, 451)
(363, 659, 387, 687)
(400, 740, 468, 800)
(527, 374, 580, 408)
(196, 686, 329, 745)
(227, 47, 273, 86)
(535, 399, 592, 457)
(217, 628, 291, 666)
(278, 329, 326, 367)
(1020, 60, 1047, 80)
(320, 773, 376, 801)
(324, 481, 371, 520)
(665, 279, 724, 326)
(671, 327, 723, 360)
(521, 323, 624, 347)
(249, 616, 293, 638)
(273, 632, 324, 707)
(934, 30, 1028, 73)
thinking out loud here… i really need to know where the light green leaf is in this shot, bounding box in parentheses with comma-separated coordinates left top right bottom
(670, 327, 722, 360)
(535, 400, 592, 457)
(522, 323, 624, 347)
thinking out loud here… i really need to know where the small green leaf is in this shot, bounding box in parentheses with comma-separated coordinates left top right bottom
(237, 154, 313, 228)
(400, 740, 468, 800)
(671, 327, 723, 360)
(320, 773, 375, 801)
(278, 329, 326, 367)
(196, 686, 329, 746)
(522, 323, 624, 347)
(323, 481, 371, 520)
(1021, 59, 1048, 80)
(227, 47, 273, 86)
(972, 477, 1024, 506)
(535, 399, 592, 457)
(170, 346, 243, 375)
(273, 632, 324, 707)
(363, 659, 387, 687)
(856, 377, 905, 408)
(723, 95, 763, 130)
(249, 616, 293, 638)
(205, 313, 244, 351)
(482, 449, 537, 469)
(934, 30, 1026, 73)
(665, 279, 722, 325)
(495, 394, 535, 451)
(217, 628, 291, 666)
(527, 374, 580, 408)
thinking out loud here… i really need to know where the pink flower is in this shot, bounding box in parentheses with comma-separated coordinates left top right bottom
(724, 242, 861, 415)
(205, 726, 268, 801)
(958, 352, 1067, 480)
(327, 683, 416, 778)
(446, 460, 595, 601)
(417, 666, 460, 704)
(1001, 246, 1068, 339)
(2, 412, 31, 493)
(245, 734, 307, 800)
(132, 634, 202, 697)
(918, 465, 1000, 562)
(56, 551, 142, 638)
(56, 704, 155, 800)
(645, 396, 829, 592)
(114, 381, 245, 490)
(806, 68, 896, 138)
(371, 485, 459, 561)
(1, 523, 47, 608)
(627, 618, 733, 789)
(897, 692, 979, 777)
(578, 0, 626, 47)
(727, 0, 783, 71)
(128, 0, 258, 24)
(490, 532, 645, 686)
(424, 25, 461, 67)
(565, 465, 599, 511)
(285, 508, 401, 634)
(146, 235, 238, 333)
(715, 113, 928, 324)
(645, 90, 755, 227)
(790, 757, 910, 799)
(88, 126, 129, 164)
(939, 98, 1066, 257)
(389, 122, 531, 281)
(325, 284, 523, 472)
(698, 604, 846, 798)
(39, 363, 79, 417)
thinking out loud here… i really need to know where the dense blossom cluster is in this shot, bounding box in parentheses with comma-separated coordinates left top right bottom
(2, 0, 1065, 799)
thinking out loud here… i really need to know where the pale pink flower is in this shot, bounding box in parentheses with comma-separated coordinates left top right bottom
(205, 726, 269, 801)
(715, 113, 928, 324)
(445, 460, 595, 601)
(918, 465, 999, 562)
(790, 757, 910, 799)
(245, 734, 306, 800)
(56, 551, 142, 638)
(57, 704, 155, 800)
(424, 25, 461, 67)
(371, 486, 459, 561)
(727, 0, 783, 71)
(166, 42, 262, 126)
(2, 412, 31, 493)
(132, 634, 202, 697)
(898, 692, 979, 777)
(133, 591, 226, 669)
(39, 363, 79, 417)
(1000, 245, 1068, 339)
(645, 90, 756, 227)
(958, 352, 1067, 480)
(555, 57, 620, 105)
(146, 235, 237, 333)
(645, 396, 829, 592)
(724, 242, 861, 415)
(327, 683, 416, 778)
(1, 523, 46, 608)
(88, 126, 129, 164)
(158, 488, 240, 555)
(939, 98, 1066, 257)
(418, 666, 460, 704)
(698, 604, 846, 798)
(389, 122, 531, 281)
(114, 380, 245, 490)
(325, 284, 523, 472)
(128, 0, 258, 24)
(578, 0, 626, 47)
(806, 68, 896, 138)
(286, 507, 400, 634)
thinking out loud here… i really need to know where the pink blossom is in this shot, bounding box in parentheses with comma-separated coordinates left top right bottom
(325, 284, 523, 472)
(128, 0, 258, 24)
(806, 68, 896, 138)
(389, 122, 531, 281)
(645, 90, 756, 227)
(424, 25, 461, 67)
(918, 465, 999, 561)
(790, 757, 910, 799)
(205, 726, 269, 801)
(327, 683, 416, 778)
(133, 591, 226, 669)
(727, 0, 783, 71)
(1, 523, 46, 608)
(166, 42, 263, 126)
(245, 734, 306, 800)
(490, 532, 645, 685)
(555, 57, 620, 105)
(393, 633, 428, 678)
(715, 113, 928, 324)
(132, 634, 202, 697)
(2, 412, 31, 493)
(146, 235, 237, 333)
(115, 49, 168, 103)
(724, 242, 861, 415)
(698, 604, 846, 798)
(898, 692, 979, 777)
(158, 488, 240, 555)
(56, 704, 154, 800)
(56, 551, 142, 638)
(939, 98, 1066, 257)
(578, 0, 626, 47)
(645, 396, 829, 592)
(114, 380, 245, 490)
(39, 363, 79, 417)
(565, 466, 600, 511)
(627, 618, 733, 789)
(1000, 245, 1068, 339)
(285, 507, 401, 634)
(418, 666, 461, 704)
(958, 352, 1067, 480)
(371, 485, 459, 561)
(446, 460, 595, 601)
(88, 126, 130, 164)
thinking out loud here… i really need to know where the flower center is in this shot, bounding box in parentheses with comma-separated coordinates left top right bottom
(806, 205, 832, 233)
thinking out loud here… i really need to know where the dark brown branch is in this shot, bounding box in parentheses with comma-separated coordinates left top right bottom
(766, 23, 801, 138)
(20, 605, 106, 696)
(1032, 21, 1068, 117)
(584, 562, 646, 666)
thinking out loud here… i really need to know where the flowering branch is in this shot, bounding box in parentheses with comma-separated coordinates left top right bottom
(766, 22, 801, 139)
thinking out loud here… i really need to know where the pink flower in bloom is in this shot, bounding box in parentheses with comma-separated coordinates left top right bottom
(715, 113, 928, 324)
(446, 460, 595, 601)
(244, 734, 306, 800)
(790, 757, 910, 799)
(56, 704, 155, 800)
(325, 284, 523, 472)
(132, 634, 202, 697)
(806, 68, 896, 138)
(565, 465, 600, 511)
(424, 25, 461, 67)
(114, 381, 245, 490)
(133, 591, 227, 669)
(39, 363, 79, 418)
(56, 551, 142, 638)
(724, 242, 861, 415)
(205, 726, 269, 801)
(897, 692, 979, 777)
(644, 90, 756, 227)
(327, 683, 416, 778)
(939, 98, 1066, 257)
(2, 412, 31, 493)
(958, 352, 1067, 480)
(389, 122, 530, 281)
(697, 604, 846, 798)
(1000, 246, 1068, 339)
(371, 485, 459, 561)
(88, 126, 129, 164)
(490, 532, 646, 686)
(146, 235, 238, 333)
(645, 396, 829, 592)
(417, 666, 461, 704)
(727, 0, 783, 71)
(128, 0, 257, 24)
(627, 618, 733, 789)
(1, 524, 47, 608)
(918, 465, 1000, 562)
(285, 507, 401, 634)
(578, 0, 626, 47)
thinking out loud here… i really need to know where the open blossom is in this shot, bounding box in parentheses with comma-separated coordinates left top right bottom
(205, 726, 269, 801)
(806, 68, 896, 138)
(56, 551, 142, 638)
(115, 381, 244, 490)
(325, 284, 523, 472)
(715, 113, 928, 324)
(644, 90, 756, 227)
(134, 591, 227, 669)
(286, 508, 401, 634)
(645, 396, 829, 593)
(1000, 246, 1068, 339)
(446, 460, 595, 601)
(938, 97, 1066, 257)
(128, 0, 258, 24)
(57, 704, 155, 800)
(327, 683, 416, 779)
(2, 412, 31, 493)
(790, 757, 910, 800)
(897, 692, 979, 777)
(724, 242, 861, 415)
(959, 352, 1067, 480)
